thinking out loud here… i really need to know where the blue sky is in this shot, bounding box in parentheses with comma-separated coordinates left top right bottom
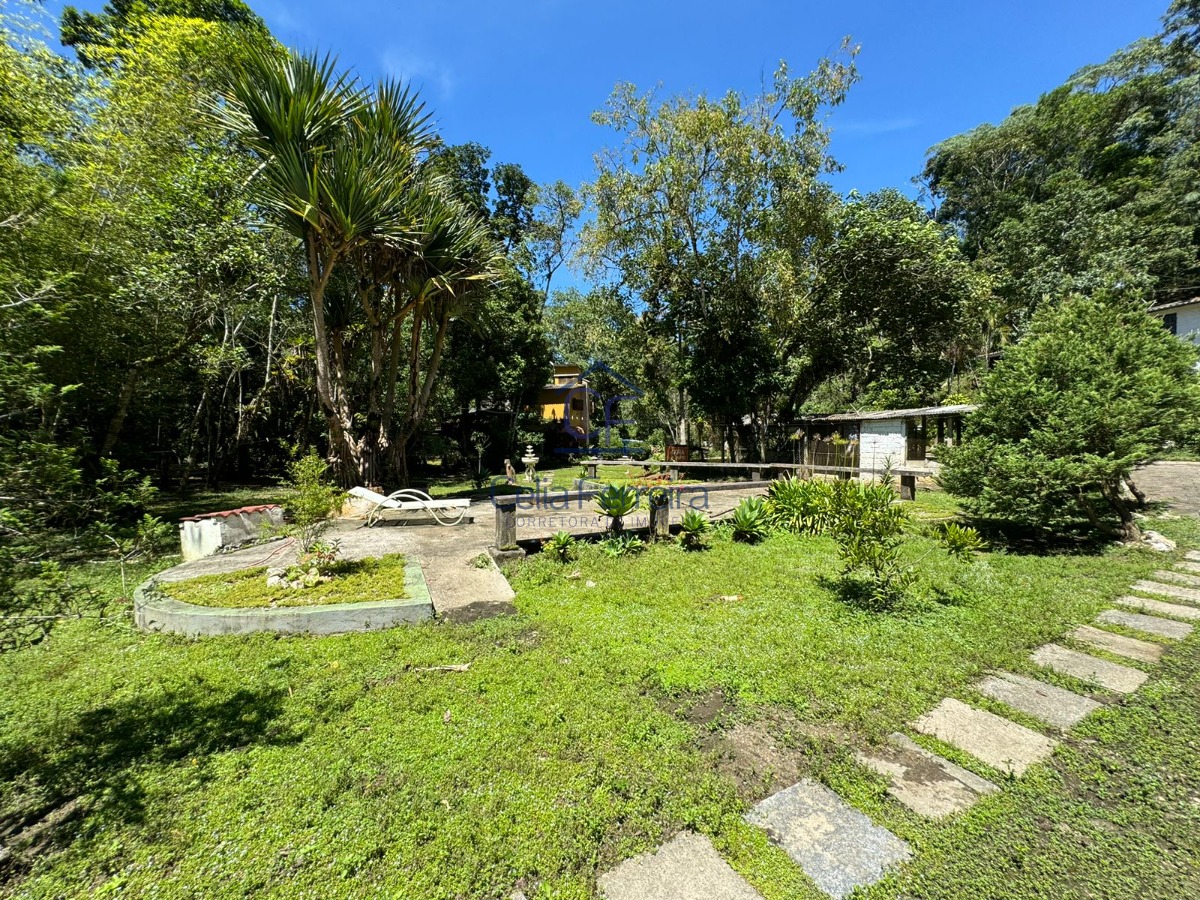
(235, 0, 1169, 199)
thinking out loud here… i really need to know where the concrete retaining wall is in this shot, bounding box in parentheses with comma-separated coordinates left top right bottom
(134, 561, 434, 637)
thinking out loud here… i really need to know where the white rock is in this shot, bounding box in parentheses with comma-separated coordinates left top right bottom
(1143, 531, 1177, 552)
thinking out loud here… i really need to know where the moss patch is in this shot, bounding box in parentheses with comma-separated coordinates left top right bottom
(161, 555, 408, 609)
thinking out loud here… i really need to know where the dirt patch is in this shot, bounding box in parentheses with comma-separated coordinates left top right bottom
(438, 599, 517, 624)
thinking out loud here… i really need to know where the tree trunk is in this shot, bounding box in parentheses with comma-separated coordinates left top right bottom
(1124, 474, 1147, 509)
(100, 361, 145, 457)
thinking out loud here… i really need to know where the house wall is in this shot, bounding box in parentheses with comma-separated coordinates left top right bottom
(1152, 302, 1200, 347)
(858, 419, 907, 479)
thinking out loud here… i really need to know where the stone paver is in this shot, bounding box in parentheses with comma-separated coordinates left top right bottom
(1131, 580, 1200, 605)
(912, 698, 1057, 776)
(1097, 608, 1194, 640)
(745, 780, 910, 899)
(1133, 462, 1200, 517)
(855, 733, 997, 819)
(975, 672, 1101, 731)
(1115, 595, 1200, 622)
(1070, 625, 1164, 664)
(1187, 549, 1200, 562)
(1031, 644, 1148, 694)
(1177, 561, 1200, 575)
(598, 832, 764, 900)
(1155, 569, 1200, 588)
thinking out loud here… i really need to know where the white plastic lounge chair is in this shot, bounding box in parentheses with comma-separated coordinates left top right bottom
(348, 487, 470, 527)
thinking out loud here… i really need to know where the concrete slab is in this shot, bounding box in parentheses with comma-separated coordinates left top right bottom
(744, 780, 910, 899)
(1070, 625, 1164, 664)
(1097, 608, 1194, 640)
(975, 672, 1101, 731)
(1154, 569, 1200, 588)
(598, 832, 764, 900)
(911, 698, 1056, 776)
(1186, 550, 1200, 562)
(1115, 595, 1200, 622)
(1176, 561, 1200, 575)
(1031, 644, 1148, 694)
(1131, 580, 1200, 605)
(855, 733, 998, 819)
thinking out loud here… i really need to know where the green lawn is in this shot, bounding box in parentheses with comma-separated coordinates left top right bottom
(2, 494, 1198, 898)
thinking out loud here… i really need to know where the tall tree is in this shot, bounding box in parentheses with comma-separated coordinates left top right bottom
(581, 48, 859, 444)
(220, 49, 501, 484)
(924, 0, 1200, 336)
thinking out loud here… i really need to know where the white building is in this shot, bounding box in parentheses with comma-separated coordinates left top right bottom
(800, 404, 976, 479)
(1149, 297, 1200, 347)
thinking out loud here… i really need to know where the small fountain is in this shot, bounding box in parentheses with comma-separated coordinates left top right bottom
(520, 444, 540, 482)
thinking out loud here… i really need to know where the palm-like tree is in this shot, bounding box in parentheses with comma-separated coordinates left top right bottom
(218, 48, 500, 483)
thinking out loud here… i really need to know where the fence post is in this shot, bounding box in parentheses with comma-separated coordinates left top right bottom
(495, 498, 517, 549)
(649, 503, 670, 541)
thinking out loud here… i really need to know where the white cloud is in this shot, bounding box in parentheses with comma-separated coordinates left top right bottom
(837, 117, 919, 136)
(381, 48, 456, 99)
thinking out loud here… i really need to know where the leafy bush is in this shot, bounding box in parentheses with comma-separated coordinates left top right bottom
(543, 530, 577, 563)
(678, 509, 711, 551)
(729, 497, 770, 543)
(826, 480, 914, 608)
(595, 484, 640, 533)
(764, 475, 833, 534)
(285, 453, 345, 553)
(599, 531, 645, 558)
(939, 292, 1200, 540)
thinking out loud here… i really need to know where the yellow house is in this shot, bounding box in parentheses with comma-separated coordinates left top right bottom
(536, 364, 592, 443)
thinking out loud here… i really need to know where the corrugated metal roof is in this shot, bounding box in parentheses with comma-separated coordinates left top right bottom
(800, 404, 977, 423)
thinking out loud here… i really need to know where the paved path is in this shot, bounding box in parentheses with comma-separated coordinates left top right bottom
(1133, 461, 1200, 515)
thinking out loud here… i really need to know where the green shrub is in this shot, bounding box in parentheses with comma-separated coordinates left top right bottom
(599, 531, 645, 558)
(764, 475, 833, 534)
(826, 480, 913, 608)
(286, 453, 345, 553)
(678, 509, 711, 551)
(543, 531, 577, 563)
(939, 292, 1200, 540)
(595, 484, 640, 533)
(729, 497, 770, 543)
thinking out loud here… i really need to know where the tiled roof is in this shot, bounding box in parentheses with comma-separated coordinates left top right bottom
(179, 504, 280, 522)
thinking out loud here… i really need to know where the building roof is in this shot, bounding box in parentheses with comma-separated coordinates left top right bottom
(800, 404, 977, 423)
(180, 504, 280, 522)
(1149, 297, 1200, 313)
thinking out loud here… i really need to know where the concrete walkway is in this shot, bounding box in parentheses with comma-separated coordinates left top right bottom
(1133, 461, 1200, 516)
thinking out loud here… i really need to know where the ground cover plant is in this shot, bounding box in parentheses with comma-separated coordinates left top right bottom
(159, 555, 409, 609)
(5, 488, 1193, 898)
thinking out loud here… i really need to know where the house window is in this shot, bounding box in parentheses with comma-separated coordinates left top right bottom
(571, 397, 584, 411)
(1164, 313, 1178, 335)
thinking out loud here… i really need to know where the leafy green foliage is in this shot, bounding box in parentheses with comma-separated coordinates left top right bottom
(542, 530, 577, 563)
(764, 475, 834, 535)
(924, 9, 1200, 335)
(677, 508, 711, 551)
(598, 530, 645, 558)
(285, 454, 344, 553)
(729, 496, 770, 543)
(940, 293, 1200, 538)
(595, 483, 640, 533)
(825, 480, 914, 608)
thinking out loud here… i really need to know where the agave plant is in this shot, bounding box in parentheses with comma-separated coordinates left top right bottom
(599, 531, 645, 558)
(595, 484, 640, 533)
(730, 497, 770, 543)
(543, 530, 577, 563)
(678, 508, 711, 551)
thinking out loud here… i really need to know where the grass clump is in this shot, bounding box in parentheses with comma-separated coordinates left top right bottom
(161, 554, 408, 608)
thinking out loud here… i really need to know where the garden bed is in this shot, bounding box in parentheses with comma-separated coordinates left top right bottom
(160, 554, 410, 609)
